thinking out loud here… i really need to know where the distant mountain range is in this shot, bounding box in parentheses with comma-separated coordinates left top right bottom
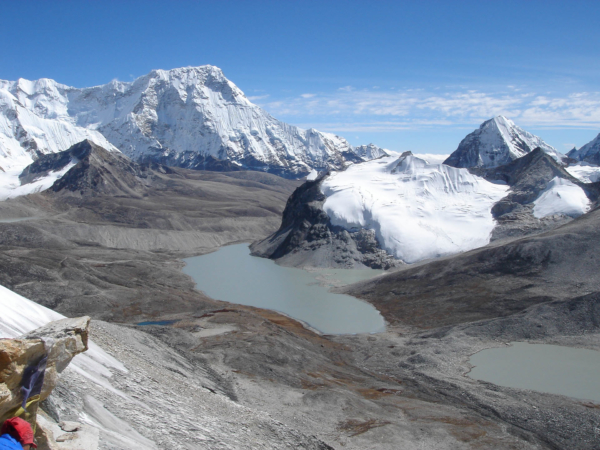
(0, 66, 386, 178)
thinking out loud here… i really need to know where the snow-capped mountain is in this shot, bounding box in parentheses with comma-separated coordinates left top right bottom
(351, 144, 388, 160)
(444, 116, 566, 169)
(567, 132, 600, 165)
(0, 79, 118, 171)
(255, 147, 595, 268)
(0, 66, 374, 178)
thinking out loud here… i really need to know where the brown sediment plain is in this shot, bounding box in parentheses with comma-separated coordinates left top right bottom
(1, 143, 600, 448)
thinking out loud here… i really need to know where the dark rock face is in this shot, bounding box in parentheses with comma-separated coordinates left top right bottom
(251, 175, 400, 269)
(19, 140, 154, 198)
(471, 148, 600, 240)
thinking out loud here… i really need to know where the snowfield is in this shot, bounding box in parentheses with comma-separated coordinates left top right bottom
(0, 160, 76, 201)
(321, 153, 509, 264)
(533, 177, 591, 219)
(565, 163, 600, 184)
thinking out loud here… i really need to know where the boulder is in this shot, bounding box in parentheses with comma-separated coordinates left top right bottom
(0, 317, 90, 428)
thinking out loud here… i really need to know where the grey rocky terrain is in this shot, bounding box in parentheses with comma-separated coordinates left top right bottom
(2, 141, 600, 448)
(473, 148, 600, 240)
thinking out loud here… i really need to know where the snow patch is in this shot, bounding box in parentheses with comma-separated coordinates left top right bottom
(532, 177, 590, 219)
(306, 169, 318, 181)
(565, 163, 600, 184)
(321, 153, 509, 264)
(0, 284, 127, 374)
(0, 161, 75, 201)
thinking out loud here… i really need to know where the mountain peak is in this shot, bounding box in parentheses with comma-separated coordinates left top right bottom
(444, 116, 566, 169)
(567, 132, 600, 165)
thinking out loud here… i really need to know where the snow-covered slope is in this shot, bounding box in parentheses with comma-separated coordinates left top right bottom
(0, 66, 371, 178)
(444, 116, 566, 169)
(532, 177, 591, 219)
(0, 283, 126, 376)
(567, 133, 600, 165)
(0, 81, 118, 172)
(0, 159, 75, 201)
(566, 162, 600, 183)
(321, 152, 509, 264)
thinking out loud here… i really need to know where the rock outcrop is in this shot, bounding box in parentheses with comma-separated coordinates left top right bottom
(251, 174, 400, 269)
(472, 148, 600, 240)
(19, 140, 153, 198)
(0, 317, 90, 448)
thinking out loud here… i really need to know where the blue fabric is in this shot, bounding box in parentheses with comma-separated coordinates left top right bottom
(0, 434, 23, 450)
(20, 355, 47, 410)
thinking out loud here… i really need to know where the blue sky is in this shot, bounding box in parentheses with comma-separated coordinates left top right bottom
(2, 0, 599, 154)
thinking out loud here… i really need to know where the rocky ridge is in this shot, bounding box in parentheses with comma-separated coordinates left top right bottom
(473, 147, 600, 240)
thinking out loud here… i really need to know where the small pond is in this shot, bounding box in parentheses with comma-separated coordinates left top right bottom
(468, 342, 600, 402)
(182, 244, 386, 334)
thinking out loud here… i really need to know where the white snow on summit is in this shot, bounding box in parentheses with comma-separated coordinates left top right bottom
(321, 153, 509, 264)
(532, 177, 590, 219)
(0, 66, 370, 178)
(0, 81, 117, 171)
(444, 116, 566, 169)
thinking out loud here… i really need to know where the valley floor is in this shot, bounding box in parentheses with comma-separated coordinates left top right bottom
(1, 169, 599, 449)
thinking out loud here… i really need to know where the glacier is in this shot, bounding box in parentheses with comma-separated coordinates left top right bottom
(321, 152, 509, 264)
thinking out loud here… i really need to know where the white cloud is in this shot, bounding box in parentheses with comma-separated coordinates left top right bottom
(247, 94, 270, 101)
(260, 87, 600, 132)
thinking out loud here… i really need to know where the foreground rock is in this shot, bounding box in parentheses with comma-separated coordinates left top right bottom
(0, 317, 91, 449)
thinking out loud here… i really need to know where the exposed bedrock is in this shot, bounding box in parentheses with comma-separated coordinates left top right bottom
(251, 174, 400, 269)
(472, 148, 600, 240)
